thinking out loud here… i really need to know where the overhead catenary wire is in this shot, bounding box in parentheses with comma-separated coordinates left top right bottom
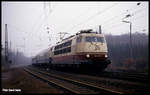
(5, 24, 28, 57)
(102, 3, 145, 26)
(104, 14, 147, 32)
(27, 2, 55, 49)
(56, 2, 137, 34)
(100, 12, 146, 35)
(6, 24, 27, 48)
(64, 3, 119, 33)
(103, 7, 148, 31)
(7, 2, 146, 42)
(63, 2, 144, 34)
(104, 10, 146, 30)
(30, 1, 146, 42)
(28, 2, 59, 42)
(22, 11, 46, 48)
(99, 3, 142, 27)
(30, 10, 45, 35)
(55, 2, 145, 35)
(37, 2, 54, 38)
(52, 3, 119, 35)
(103, 14, 147, 32)
(8, 24, 28, 35)
(33, 2, 55, 50)
(102, 6, 148, 28)
(56, 3, 97, 32)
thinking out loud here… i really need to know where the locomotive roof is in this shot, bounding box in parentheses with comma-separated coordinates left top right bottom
(56, 30, 104, 45)
(76, 29, 98, 35)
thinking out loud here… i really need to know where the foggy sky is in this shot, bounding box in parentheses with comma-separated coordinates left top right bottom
(1, 1, 149, 57)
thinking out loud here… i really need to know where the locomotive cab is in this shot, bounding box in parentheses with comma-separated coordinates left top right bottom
(76, 32, 108, 58)
(75, 30, 110, 69)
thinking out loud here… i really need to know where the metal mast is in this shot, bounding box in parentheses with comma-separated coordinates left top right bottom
(99, 25, 102, 34)
(5, 24, 8, 63)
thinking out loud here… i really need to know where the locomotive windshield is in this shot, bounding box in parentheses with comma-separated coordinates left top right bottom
(86, 36, 104, 43)
(76, 36, 82, 43)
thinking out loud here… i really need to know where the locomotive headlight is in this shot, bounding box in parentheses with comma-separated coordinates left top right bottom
(105, 54, 108, 58)
(86, 54, 90, 58)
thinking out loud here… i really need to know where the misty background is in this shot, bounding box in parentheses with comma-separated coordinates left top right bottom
(1, 1, 149, 71)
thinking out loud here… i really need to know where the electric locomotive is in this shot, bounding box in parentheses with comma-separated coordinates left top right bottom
(32, 29, 111, 71)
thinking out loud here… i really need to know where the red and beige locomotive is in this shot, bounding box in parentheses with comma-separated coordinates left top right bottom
(32, 29, 111, 71)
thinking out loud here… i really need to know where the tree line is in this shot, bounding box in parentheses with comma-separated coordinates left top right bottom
(105, 32, 148, 72)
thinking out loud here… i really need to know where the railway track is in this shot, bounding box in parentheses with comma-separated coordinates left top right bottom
(91, 71, 149, 83)
(51, 66, 148, 83)
(24, 67, 124, 94)
(25, 66, 148, 94)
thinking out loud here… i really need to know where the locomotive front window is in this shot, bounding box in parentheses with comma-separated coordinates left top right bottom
(97, 37, 104, 43)
(86, 36, 104, 43)
(77, 36, 82, 43)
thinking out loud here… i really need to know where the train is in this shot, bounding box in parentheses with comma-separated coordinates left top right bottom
(32, 29, 111, 71)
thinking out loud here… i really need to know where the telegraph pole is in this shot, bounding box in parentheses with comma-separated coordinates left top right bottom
(5, 24, 8, 64)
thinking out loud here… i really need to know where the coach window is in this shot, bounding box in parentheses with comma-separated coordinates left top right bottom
(76, 36, 82, 43)
(68, 47, 71, 52)
(54, 46, 57, 50)
(62, 48, 65, 53)
(62, 43, 65, 48)
(66, 42, 69, 46)
(64, 42, 67, 47)
(60, 44, 63, 48)
(68, 40, 72, 46)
